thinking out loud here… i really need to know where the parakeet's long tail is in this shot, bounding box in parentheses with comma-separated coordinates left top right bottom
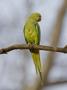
(31, 51, 42, 79)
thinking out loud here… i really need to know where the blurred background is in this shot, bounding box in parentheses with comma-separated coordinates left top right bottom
(0, 0, 67, 90)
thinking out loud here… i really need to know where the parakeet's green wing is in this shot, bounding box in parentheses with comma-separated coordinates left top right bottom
(35, 23, 40, 44)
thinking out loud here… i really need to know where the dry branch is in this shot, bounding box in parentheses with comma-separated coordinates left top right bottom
(0, 44, 67, 54)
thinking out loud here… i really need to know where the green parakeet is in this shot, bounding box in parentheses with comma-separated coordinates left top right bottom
(23, 13, 42, 79)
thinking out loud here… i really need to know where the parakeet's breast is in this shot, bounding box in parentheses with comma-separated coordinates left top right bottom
(24, 23, 38, 44)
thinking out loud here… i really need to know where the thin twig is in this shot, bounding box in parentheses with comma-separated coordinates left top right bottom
(0, 44, 67, 54)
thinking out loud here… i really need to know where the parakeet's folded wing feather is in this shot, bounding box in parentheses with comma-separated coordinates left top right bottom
(35, 23, 40, 44)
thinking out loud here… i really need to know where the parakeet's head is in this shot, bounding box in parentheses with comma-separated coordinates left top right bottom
(29, 13, 41, 22)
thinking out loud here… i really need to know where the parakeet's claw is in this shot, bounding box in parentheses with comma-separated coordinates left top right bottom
(28, 43, 31, 46)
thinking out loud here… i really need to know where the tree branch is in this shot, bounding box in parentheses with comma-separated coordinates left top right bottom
(0, 44, 67, 54)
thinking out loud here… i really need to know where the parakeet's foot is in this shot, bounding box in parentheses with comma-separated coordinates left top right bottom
(28, 43, 31, 46)
(28, 43, 34, 46)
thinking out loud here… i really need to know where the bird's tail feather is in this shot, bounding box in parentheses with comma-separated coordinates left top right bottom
(31, 51, 42, 79)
